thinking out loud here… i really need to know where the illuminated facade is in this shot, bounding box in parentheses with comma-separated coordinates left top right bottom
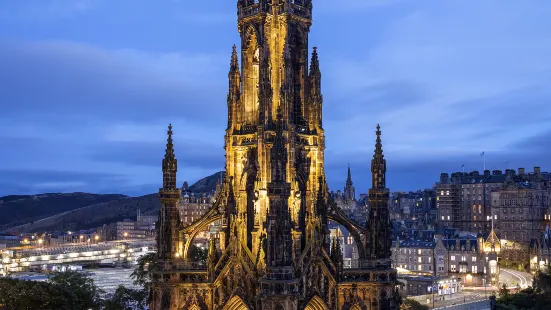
(150, 1, 398, 309)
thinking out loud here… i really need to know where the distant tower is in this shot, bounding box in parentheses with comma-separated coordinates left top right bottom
(344, 164, 356, 201)
(367, 124, 392, 263)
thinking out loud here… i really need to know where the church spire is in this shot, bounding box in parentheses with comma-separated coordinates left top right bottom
(344, 163, 355, 201)
(371, 124, 386, 190)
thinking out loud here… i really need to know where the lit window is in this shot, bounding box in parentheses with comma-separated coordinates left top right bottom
(451, 264, 457, 272)
(451, 256, 455, 261)
(418, 265, 423, 271)
(472, 266, 478, 273)
(494, 215, 497, 220)
(418, 257, 422, 263)
(447, 216, 450, 220)
(461, 256, 466, 262)
(446, 191, 450, 195)
(442, 216, 445, 220)
(472, 257, 477, 262)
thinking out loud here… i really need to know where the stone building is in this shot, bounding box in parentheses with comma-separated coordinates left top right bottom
(178, 182, 220, 226)
(437, 167, 551, 237)
(529, 225, 551, 272)
(391, 228, 501, 287)
(150, 1, 399, 309)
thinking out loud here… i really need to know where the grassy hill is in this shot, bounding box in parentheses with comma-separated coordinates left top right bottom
(0, 193, 127, 230)
(2, 171, 224, 233)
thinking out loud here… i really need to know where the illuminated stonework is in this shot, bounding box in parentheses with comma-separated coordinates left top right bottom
(151, 1, 399, 309)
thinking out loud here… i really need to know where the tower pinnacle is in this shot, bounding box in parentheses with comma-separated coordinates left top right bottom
(230, 44, 239, 73)
(371, 124, 386, 190)
(162, 124, 177, 190)
(310, 47, 320, 77)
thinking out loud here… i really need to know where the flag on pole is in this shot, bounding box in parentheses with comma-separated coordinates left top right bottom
(480, 151, 485, 156)
(461, 164, 465, 168)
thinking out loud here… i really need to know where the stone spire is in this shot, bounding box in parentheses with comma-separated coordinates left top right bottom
(309, 47, 323, 128)
(309, 47, 320, 80)
(371, 124, 386, 190)
(367, 124, 392, 263)
(162, 124, 177, 190)
(227, 45, 241, 129)
(158, 124, 181, 260)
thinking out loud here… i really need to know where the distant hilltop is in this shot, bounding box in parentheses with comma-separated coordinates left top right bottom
(0, 171, 224, 233)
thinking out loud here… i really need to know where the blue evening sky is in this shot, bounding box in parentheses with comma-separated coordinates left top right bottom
(1, 0, 550, 196)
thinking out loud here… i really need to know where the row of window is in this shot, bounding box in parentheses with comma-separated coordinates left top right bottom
(450, 265, 478, 273)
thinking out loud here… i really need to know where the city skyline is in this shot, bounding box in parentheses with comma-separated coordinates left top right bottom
(1, 0, 551, 196)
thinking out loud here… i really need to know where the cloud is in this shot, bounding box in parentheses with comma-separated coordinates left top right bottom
(0, 0, 96, 22)
(0, 40, 227, 124)
(1, 0, 551, 197)
(0, 169, 127, 196)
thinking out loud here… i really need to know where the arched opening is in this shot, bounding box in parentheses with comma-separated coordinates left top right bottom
(243, 27, 260, 125)
(188, 305, 202, 310)
(327, 214, 367, 260)
(304, 295, 329, 310)
(222, 295, 249, 310)
(349, 304, 362, 310)
(182, 214, 223, 260)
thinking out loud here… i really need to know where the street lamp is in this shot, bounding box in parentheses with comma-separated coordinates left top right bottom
(123, 232, 128, 239)
(94, 235, 99, 242)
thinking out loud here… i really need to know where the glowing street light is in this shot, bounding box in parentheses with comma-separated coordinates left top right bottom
(94, 235, 100, 241)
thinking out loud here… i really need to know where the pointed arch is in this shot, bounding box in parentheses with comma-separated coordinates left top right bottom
(349, 304, 363, 310)
(305, 295, 329, 310)
(222, 295, 249, 310)
(188, 305, 202, 310)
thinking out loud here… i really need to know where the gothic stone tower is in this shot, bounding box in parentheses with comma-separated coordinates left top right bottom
(150, 1, 399, 309)
(223, 0, 324, 259)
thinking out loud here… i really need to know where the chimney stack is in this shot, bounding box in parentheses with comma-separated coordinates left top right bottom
(535, 167, 541, 174)
(518, 168, 525, 175)
(484, 170, 491, 177)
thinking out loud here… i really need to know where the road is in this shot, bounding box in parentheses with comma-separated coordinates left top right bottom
(411, 291, 488, 309)
(500, 268, 533, 289)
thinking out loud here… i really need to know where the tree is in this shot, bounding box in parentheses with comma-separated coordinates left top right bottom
(499, 283, 510, 299)
(103, 285, 148, 310)
(48, 271, 103, 310)
(533, 266, 551, 293)
(131, 253, 157, 288)
(0, 275, 87, 310)
(401, 298, 429, 310)
(189, 244, 208, 263)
